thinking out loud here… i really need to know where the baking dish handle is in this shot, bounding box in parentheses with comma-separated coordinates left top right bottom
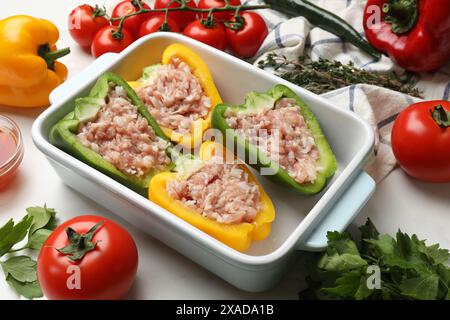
(49, 53, 120, 104)
(298, 171, 376, 252)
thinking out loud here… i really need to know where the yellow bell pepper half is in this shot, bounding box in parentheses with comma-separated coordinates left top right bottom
(149, 142, 275, 252)
(131, 44, 222, 148)
(0, 15, 69, 108)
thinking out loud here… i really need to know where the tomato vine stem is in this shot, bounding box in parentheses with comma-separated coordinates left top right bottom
(109, 1, 269, 38)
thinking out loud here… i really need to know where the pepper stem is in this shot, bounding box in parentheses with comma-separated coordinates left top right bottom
(382, 0, 419, 34)
(38, 44, 71, 70)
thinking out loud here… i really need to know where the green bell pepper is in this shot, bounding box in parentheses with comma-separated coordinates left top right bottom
(212, 84, 337, 195)
(49, 72, 174, 196)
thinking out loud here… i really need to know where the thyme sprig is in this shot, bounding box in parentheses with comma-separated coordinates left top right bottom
(258, 53, 422, 98)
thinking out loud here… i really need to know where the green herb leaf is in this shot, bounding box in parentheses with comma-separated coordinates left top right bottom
(359, 218, 380, 241)
(298, 276, 321, 300)
(383, 231, 432, 274)
(417, 242, 450, 266)
(318, 231, 367, 272)
(0, 205, 59, 299)
(6, 275, 42, 299)
(365, 234, 395, 258)
(27, 229, 53, 251)
(0, 216, 33, 257)
(437, 264, 450, 287)
(302, 219, 450, 300)
(318, 252, 368, 273)
(1, 256, 37, 283)
(321, 270, 373, 300)
(0, 220, 14, 244)
(326, 231, 360, 255)
(26, 205, 57, 235)
(399, 274, 440, 300)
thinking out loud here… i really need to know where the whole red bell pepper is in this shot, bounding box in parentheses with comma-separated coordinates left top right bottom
(363, 0, 450, 72)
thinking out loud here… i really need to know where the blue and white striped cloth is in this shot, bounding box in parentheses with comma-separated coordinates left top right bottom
(245, 0, 450, 182)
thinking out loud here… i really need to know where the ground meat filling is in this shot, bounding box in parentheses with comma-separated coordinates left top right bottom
(77, 85, 171, 177)
(167, 157, 261, 224)
(225, 98, 320, 184)
(138, 57, 212, 134)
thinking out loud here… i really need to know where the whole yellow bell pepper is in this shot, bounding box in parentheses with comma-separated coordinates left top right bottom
(132, 44, 222, 148)
(0, 15, 69, 108)
(149, 142, 275, 252)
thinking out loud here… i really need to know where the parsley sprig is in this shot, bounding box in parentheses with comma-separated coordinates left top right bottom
(300, 219, 450, 300)
(0, 205, 57, 299)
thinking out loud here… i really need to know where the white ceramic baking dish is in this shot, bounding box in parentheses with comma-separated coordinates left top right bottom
(32, 33, 375, 292)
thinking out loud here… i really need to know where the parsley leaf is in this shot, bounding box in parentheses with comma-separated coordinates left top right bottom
(26, 205, 57, 235)
(27, 229, 53, 251)
(1, 256, 38, 283)
(365, 234, 395, 258)
(0, 216, 33, 257)
(0, 205, 59, 299)
(318, 232, 367, 273)
(417, 242, 450, 266)
(6, 275, 42, 299)
(321, 270, 373, 300)
(0, 220, 14, 245)
(399, 274, 440, 300)
(301, 219, 450, 300)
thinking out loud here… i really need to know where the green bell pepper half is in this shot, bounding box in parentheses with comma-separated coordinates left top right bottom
(49, 72, 174, 196)
(211, 84, 337, 195)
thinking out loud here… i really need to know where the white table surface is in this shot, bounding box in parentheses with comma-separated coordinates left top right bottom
(1, 0, 449, 300)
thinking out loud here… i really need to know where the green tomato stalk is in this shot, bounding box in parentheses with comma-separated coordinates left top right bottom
(110, 0, 270, 39)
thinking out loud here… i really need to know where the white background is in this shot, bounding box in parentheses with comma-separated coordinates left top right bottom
(0, 0, 449, 299)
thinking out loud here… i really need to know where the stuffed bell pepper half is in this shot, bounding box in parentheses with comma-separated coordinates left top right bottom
(129, 44, 222, 149)
(50, 72, 174, 196)
(212, 85, 337, 195)
(149, 141, 275, 252)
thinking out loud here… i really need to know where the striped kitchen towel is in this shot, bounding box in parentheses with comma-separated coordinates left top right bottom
(245, 0, 450, 182)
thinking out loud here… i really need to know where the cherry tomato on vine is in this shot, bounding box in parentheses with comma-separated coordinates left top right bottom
(225, 12, 268, 58)
(154, 0, 197, 30)
(37, 215, 138, 300)
(111, 0, 152, 38)
(68, 4, 110, 47)
(183, 20, 228, 51)
(391, 101, 450, 183)
(139, 15, 180, 38)
(198, 0, 242, 22)
(91, 26, 135, 58)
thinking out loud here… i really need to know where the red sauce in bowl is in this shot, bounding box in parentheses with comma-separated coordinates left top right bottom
(0, 116, 23, 189)
(0, 129, 17, 163)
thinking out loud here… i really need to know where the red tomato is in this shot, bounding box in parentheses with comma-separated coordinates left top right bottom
(37, 215, 138, 300)
(392, 101, 450, 183)
(91, 26, 135, 58)
(154, 0, 197, 29)
(111, 0, 151, 37)
(139, 15, 180, 38)
(198, 0, 241, 22)
(225, 12, 268, 58)
(68, 4, 110, 47)
(183, 20, 228, 51)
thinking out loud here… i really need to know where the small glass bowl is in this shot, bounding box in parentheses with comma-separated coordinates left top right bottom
(0, 115, 24, 189)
